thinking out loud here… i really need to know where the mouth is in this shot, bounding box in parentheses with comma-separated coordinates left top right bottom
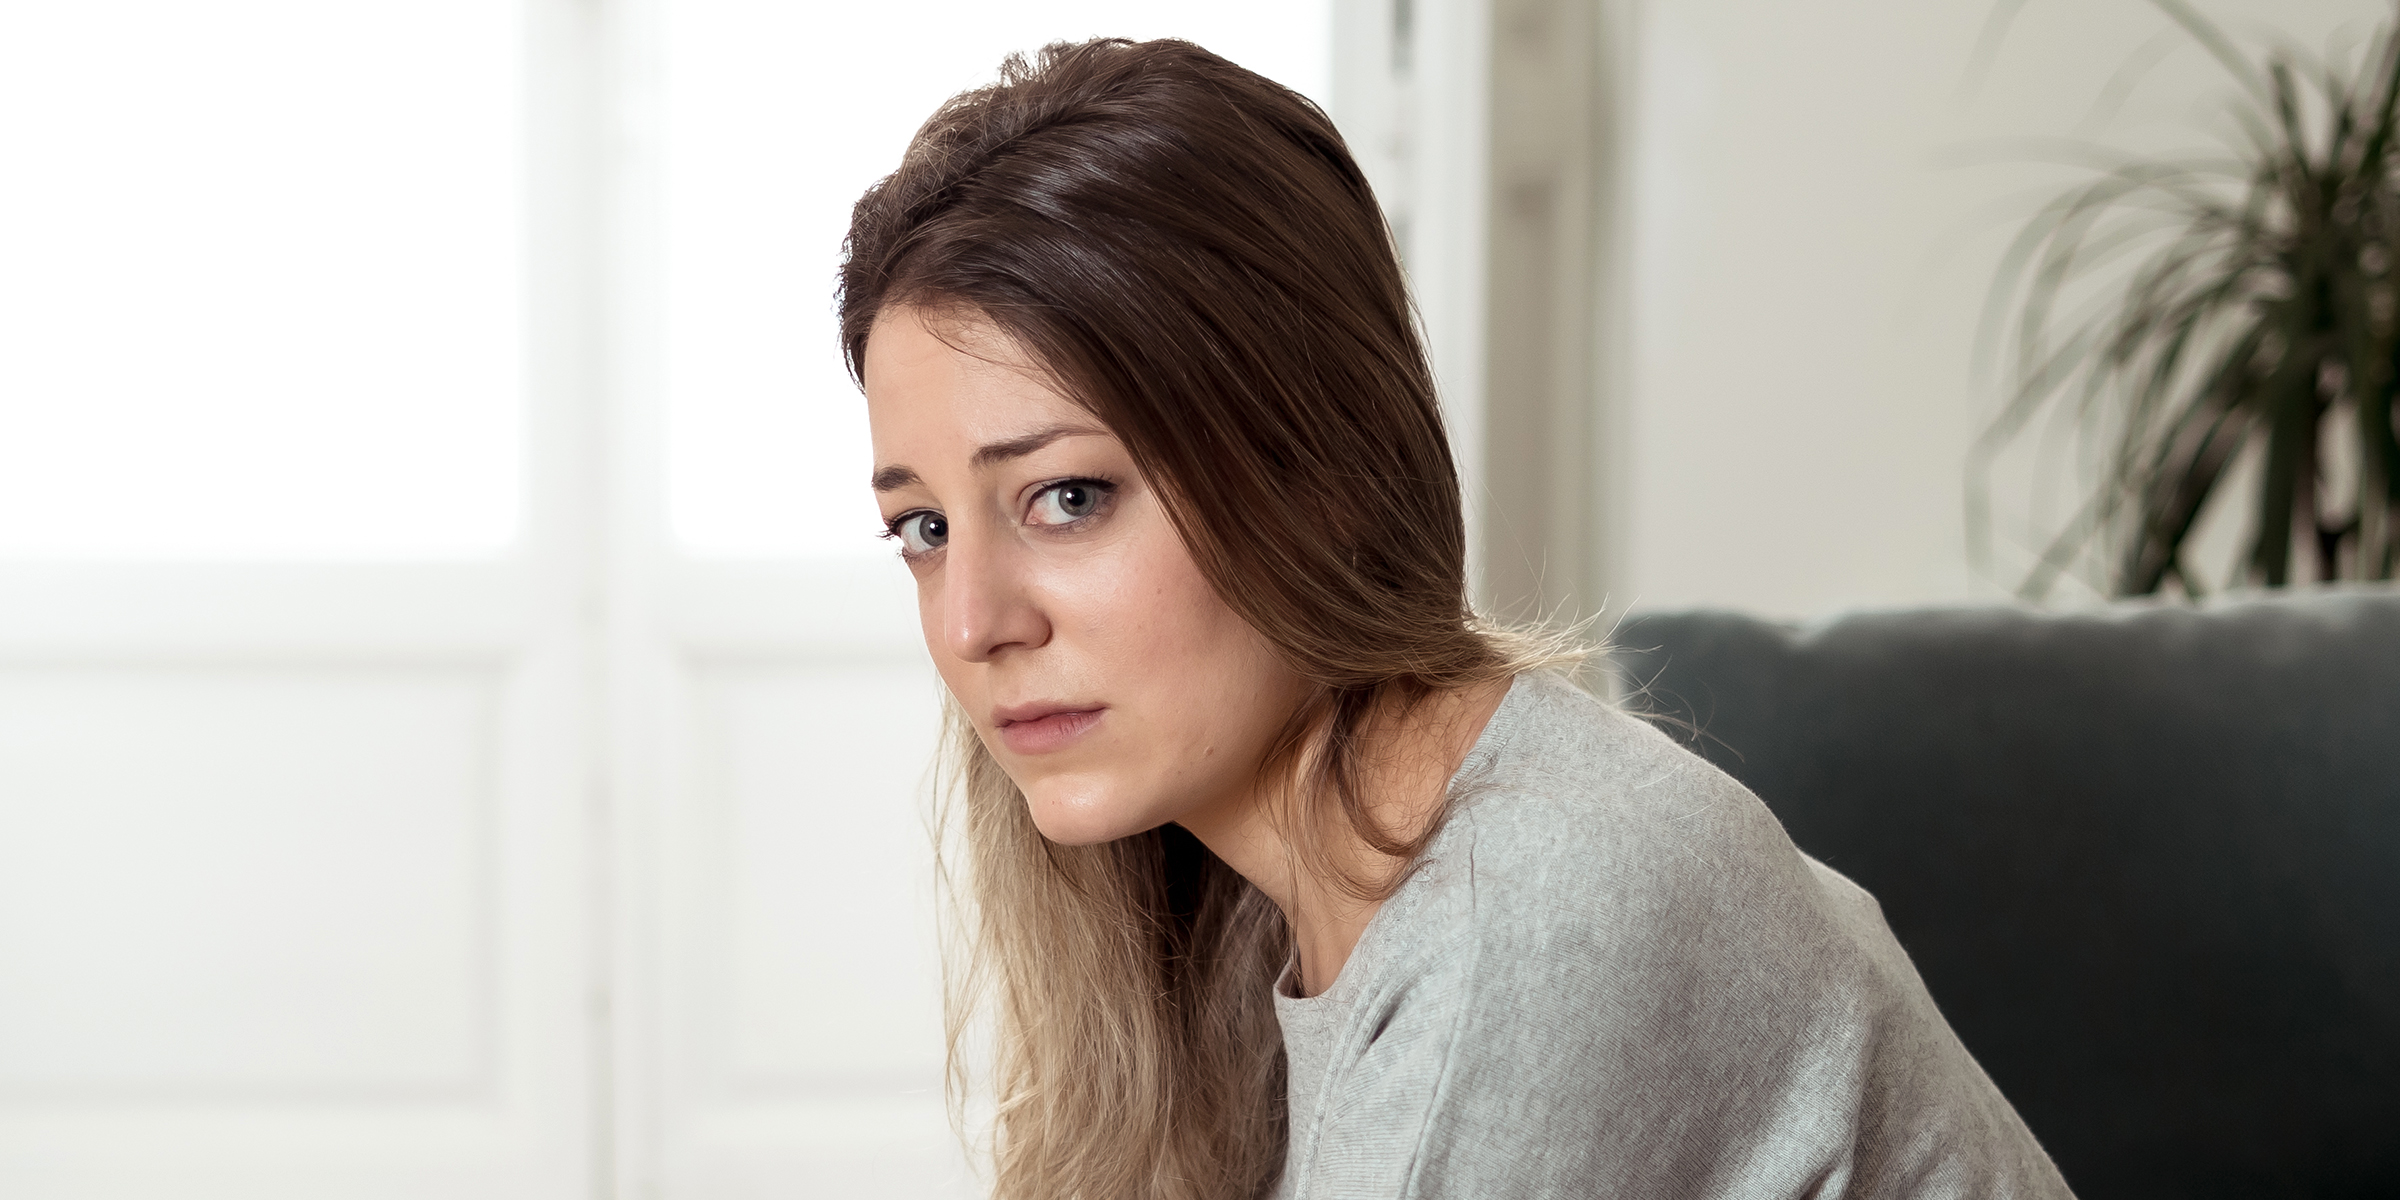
(993, 703, 1106, 755)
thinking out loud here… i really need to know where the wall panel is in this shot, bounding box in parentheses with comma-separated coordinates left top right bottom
(0, 665, 496, 1099)
(650, 652, 971, 1196)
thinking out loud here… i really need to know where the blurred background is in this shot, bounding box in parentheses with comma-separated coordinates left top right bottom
(0, 0, 2386, 1197)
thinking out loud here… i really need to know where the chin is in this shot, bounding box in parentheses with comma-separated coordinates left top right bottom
(1017, 775, 1161, 846)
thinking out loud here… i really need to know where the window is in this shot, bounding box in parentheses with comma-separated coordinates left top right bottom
(0, 1, 520, 558)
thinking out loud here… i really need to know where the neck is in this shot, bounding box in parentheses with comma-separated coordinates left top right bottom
(1177, 676, 1511, 997)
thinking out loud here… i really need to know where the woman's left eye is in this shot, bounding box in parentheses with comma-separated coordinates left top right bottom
(1027, 479, 1111, 526)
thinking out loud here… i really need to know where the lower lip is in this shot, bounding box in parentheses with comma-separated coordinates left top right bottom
(998, 709, 1104, 755)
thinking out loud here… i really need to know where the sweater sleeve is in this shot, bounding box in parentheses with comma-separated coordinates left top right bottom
(1282, 760, 2072, 1200)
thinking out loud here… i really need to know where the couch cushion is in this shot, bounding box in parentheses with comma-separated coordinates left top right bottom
(1608, 587, 2400, 1200)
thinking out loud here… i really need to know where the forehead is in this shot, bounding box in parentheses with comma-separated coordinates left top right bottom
(863, 307, 1088, 452)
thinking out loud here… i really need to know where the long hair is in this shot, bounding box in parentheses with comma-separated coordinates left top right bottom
(840, 38, 1573, 1199)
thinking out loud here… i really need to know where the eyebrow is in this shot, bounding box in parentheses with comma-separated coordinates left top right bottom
(870, 423, 1109, 493)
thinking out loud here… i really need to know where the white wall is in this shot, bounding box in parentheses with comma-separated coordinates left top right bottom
(1612, 0, 2374, 617)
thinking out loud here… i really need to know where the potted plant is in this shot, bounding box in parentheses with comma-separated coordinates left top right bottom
(1976, 0, 2400, 598)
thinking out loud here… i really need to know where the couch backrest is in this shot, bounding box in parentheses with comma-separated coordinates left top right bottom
(1608, 587, 2400, 1199)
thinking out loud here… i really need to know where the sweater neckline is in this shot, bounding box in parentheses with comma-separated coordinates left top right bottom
(1273, 670, 1535, 1005)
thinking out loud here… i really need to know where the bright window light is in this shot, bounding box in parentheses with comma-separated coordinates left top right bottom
(0, 2, 520, 560)
(663, 0, 1333, 558)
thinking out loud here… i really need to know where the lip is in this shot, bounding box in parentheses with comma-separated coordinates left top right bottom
(993, 702, 1106, 756)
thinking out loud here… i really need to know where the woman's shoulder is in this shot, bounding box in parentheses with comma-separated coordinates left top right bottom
(1447, 670, 1792, 884)
(1425, 670, 1882, 971)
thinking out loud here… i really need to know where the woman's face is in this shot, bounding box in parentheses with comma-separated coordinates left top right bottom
(864, 306, 1310, 846)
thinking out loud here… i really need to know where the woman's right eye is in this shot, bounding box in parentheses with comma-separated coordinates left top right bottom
(891, 511, 948, 555)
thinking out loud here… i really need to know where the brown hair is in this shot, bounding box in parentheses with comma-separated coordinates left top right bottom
(840, 37, 1565, 1199)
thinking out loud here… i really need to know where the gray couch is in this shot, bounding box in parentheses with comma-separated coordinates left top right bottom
(1607, 586, 2400, 1199)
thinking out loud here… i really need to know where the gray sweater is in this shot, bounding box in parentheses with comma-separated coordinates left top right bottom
(1269, 671, 2074, 1199)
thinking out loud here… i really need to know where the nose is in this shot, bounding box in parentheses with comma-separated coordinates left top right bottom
(936, 529, 1051, 664)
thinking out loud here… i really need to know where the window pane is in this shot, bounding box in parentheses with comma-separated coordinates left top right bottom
(664, 0, 1332, 558)
(0, 2, 520, 559)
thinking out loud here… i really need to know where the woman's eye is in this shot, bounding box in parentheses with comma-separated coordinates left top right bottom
(1028, 480, 1108, 526)
(892, 511, 947, 554)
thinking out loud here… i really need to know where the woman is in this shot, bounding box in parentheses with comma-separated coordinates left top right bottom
(842, 38, 2071, 1200)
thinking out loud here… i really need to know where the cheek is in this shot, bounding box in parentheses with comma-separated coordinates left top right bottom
(1076, 524, 1235, 672)
(1090, 532, 1302, 760)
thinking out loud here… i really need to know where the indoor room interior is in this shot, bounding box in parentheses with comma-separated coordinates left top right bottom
(0, 0, 2392, 1196)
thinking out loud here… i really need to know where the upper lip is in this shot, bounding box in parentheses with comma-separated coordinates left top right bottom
(992, 701, 1103, 726)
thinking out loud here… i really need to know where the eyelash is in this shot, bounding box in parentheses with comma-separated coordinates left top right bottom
(877, 476, 1119, 559)
(876, 514, 931, 558)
